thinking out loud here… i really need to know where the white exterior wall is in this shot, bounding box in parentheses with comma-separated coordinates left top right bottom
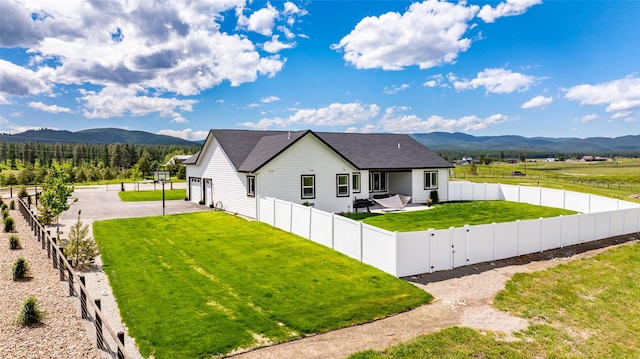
(411, 168, 449, 203)
(356, 170, 370, 199)
(388, 172, 412, 196)
(186, 137, 258, 218)
(256, 135, 357, 213)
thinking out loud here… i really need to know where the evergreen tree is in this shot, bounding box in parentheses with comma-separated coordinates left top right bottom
(63, 210, 98, 269)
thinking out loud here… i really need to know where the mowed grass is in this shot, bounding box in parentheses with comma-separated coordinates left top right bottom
(342, 201, 577, 231)
(118, 189, 185, 202)
(350, 242, 640, 358)
(93, 211, 432, 359)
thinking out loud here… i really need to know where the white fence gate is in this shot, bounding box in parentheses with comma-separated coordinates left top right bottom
(258, 182, 640, 277)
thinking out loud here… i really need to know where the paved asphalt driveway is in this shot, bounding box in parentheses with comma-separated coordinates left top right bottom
(58, 183, 207, 227)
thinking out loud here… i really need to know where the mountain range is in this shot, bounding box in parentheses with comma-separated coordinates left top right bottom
(412, 132, 640, 154)
(0, 128, 638, 154)
(0, 128, 198, 146)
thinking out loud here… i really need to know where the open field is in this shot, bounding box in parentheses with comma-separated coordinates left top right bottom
(118, 188, 185, 202)
(453, 157, 640, 203)
(93, 211, 432, 359)
(349, 241, 640, 358)
(341, 201, 576, 231)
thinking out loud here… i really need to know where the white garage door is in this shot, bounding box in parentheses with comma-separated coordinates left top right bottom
(189, 177, 201, 203)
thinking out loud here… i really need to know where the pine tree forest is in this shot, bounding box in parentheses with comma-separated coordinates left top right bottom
(0, 141, 198, 186)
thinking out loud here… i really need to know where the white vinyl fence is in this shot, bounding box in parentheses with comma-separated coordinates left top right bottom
(258, 182, 640, 277)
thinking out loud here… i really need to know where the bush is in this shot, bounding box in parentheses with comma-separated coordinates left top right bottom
(9, 235, 19, 250)
(16, 296, 44, 326)
(18, 186, 28, 199)
(9, 200, 15, 210)
(12, 257, 29, 280)
(430, 190, 440, 204)
(2, 208, 8, 218)
(4, 216, 14, 232)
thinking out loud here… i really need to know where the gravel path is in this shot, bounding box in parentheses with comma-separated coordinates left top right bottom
(0, 205, 101, 359)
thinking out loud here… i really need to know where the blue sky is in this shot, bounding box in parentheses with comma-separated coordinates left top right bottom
(1, 0, 638, 141)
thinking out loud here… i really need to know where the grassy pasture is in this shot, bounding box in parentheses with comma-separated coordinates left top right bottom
(118, 189, 185, 202)
(94, 211, 432, 359)
(341, 201, 576, 231)
(453, 158, 640, 203)
(349, 242, 640, 358)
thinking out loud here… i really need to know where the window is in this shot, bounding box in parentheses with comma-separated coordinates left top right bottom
(336, 174, 349, 197)
(352, 172, 361, 193)
(246, 175, 255, 197)
(424, 171, 438, 189)
(369, 171, 387, 192)
(301, 175, 315, 199)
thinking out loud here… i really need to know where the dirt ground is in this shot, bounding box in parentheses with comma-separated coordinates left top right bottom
(229, 234, 638, 359)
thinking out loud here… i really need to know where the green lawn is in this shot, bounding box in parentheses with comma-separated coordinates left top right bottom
(93, 212, 432, 359)
(118, 189, 185, 202)
(349, 242, 640, 358)
(341, 201, 577, 231)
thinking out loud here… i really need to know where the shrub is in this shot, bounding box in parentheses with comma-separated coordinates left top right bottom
(9, 200, 15, 210)
(18, 186, 28, 199)
(4, 216, 14, 232)
(12, 257, 29, 280)
(1, 203, 6, 211)
(430, 190, 439, 204)
(16, 297, 44, 326)
(9, 235, 20, 250)
(2, 208, 8, 218)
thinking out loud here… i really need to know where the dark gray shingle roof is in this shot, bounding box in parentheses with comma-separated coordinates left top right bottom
(187, 129, 452, 172)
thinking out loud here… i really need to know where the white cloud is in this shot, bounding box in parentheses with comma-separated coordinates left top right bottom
(238, 102, 380, 129)
(27, 101, 72, 113)
(0, 116, 43, 134)
(80, 86, 197, 120)
(156, 128, 208, 141)
(0, 1, 307, 118)
(263, 35, 294, 53)
(238, 3, 279, 36)
(0, 94, 10, 105)
(611, 111, 631, 119)
(261, 96, 281, 103)
(574, 114, 598, 124)
(450, 68, 539, 94)
(0, 59, 52, 97)
(521, 95, 553, 109)
(377, 107, 512, 132)
(332, 0, 479, 70)
(565, 75, 640, 113)
(383, 83, 410, 94)
(478, 0, 542, 23)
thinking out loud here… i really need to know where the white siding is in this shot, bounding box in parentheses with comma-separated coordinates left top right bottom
(388, 171, 412, 196)
(257, 135, 357, 213)
(186, 137, 257, 218)
(411, 168, 449, 203)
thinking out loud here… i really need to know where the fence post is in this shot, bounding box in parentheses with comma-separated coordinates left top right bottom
(95, 299, 105, 350)
(79, 275, 88, 319)
(59, 251, 65, 281)
(52, 238, 58, 269)
(46, 235, 51, 258)
(68, 264, 75, 296)
(117, 331, 125, 359)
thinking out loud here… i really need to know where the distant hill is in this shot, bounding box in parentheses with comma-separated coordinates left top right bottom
(411, 132, 640, 154)
(0, 128, 199, 146)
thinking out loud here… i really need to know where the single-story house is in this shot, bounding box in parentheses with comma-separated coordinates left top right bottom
(183, 129, 454, 218)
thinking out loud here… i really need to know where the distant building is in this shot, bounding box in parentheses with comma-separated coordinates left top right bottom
(506, 158, 518, 164)
(581, 155, 608, 162)
(545, 158, 556, 162)
(164, 155, 192, 166)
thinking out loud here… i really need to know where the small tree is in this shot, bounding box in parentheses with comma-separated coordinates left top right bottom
(429, 190, 439, 205)
(63, 210, 98, 269)
(37, 165, 72, 227)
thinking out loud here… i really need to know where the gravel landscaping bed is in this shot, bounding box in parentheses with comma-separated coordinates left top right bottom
(0, 205, 102, 359)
